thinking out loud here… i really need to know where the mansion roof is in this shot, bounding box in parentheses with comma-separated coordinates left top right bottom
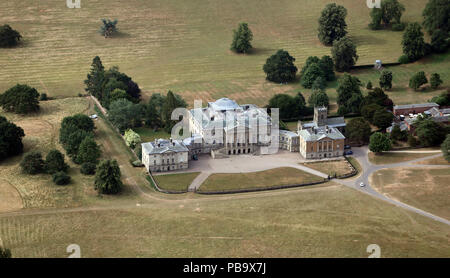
(298, 126, 345, 142)
(142, 139, 188, 155)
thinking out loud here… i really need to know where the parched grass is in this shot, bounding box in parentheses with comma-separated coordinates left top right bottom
(371, 167, 450, 220)
(199, 167, 323, 192)
(303, 159, 354, 177)
(415, 156, 449, 165)
(154, 172, 200, 192)
(1, 183, 449, 258)
(1, 0, 446, 108)
(134, 127, 170, 143)
(368, 152, 436, 165)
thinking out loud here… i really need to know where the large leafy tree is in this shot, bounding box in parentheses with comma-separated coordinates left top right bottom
(409, 71, 428, 90)
(402, 23, 426, 62)
(336, 74, 363, 115)
(99, 19, 118, 38)
(124, 129, 142, 149)
(318, 55, 335, 81)
(45, 149, 69, 174)
(0, 84, 40, 114)
(379, 70, 393, 90)
(422, 0, 450, 35)
(77, 137, 101, 164)
(230, 22, 253, 53)
(317, 3, 348, 45)
(95, 159, 123, 194)
(268, 94, 298, 120)
(431, 29, 450, 53)
(361, 103, 384, 123)
(0, 24, 21, 47)
(372, 109, 394, 130)
(59, 114, 94, 159)
(84, 56, 105, 99)
(362, 87, 394, 110)
(369, 132, 392, 154)
(430, 89, 450, 106)
(346, 117, 372, 144)
(308, 89, 329, 107)
(263, 49, 298, 83)
(300, 63, 323, 89)
(20, 151, 45, 175)
(415, 118, 447, 147)
(430, 73, 443, 89)
(0, 116, 25, 161)
(331, 37, 358, 72)
(108, 98, 144, 133)
(380, 0, 405, 25)
(441, 134, 450, 162)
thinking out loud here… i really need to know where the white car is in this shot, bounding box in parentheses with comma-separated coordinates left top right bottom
(359, 182, 365, 187)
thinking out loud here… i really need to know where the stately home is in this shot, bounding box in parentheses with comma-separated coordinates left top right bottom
(297, 107, 346, 159)
(142, 139, 189, 172)
(142, 100, 346, 172)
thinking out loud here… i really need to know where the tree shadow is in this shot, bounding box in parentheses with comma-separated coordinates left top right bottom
(247, 47, 277, 56)
(349, 34, 388, 46)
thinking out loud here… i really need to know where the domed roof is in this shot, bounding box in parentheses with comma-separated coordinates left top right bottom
(210, 98, 239, 111)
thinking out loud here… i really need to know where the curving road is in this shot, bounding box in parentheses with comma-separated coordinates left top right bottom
(331, 147, 450, 226)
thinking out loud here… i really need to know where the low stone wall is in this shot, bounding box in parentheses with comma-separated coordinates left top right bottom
(337, 156, 358, 179)
(196, 179, 328, 195)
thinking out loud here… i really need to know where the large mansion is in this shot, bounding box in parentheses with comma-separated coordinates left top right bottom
(142, 98, 346, 172)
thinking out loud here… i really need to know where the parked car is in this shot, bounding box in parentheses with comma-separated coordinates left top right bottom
(360, 182, 365, 187)
(344, 150, 353, 155)
(344, 145, 351, 149)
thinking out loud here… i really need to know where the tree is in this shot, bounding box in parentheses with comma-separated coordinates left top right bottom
(95, 159, 123, 194)
(99, 19, 118, 38)
(162, 90, 179, 132)
(60, 114, 95, 134)
(308, 89, 329, 107)
(52, 171, 71, 186)
(380, 0, 405, 25)
(430, 73, 443, 89)
(422, 0, 450, 35)
(361, 103, 384, 122)
(409, 71, 428, 90)
(0, 247, 11, 258)
(124, 129, 142, 149)
(312, 76, 326, 91)
(318, 55, 335, 81)
(109, 88, 129, 103)
(331, 37, 358, 72)
(369, 7, 383, 30)
(102, 77, 128, 107)
(431, 29, 450, 53)
(45, 150, 69, 174)
(81, 162, 97, 175)
(268, 94, 297, 120)
(390, 125, 408, 141)
(230, 22, 253, 53)
(346, 118, 372, 144)
(318, 3, 348, 45)
(402, 23, 426, 62)
(84, 56, 105, 99)
(366, 81, 373, 90)
(0, 116, 25, 161)
(300, 63, 324, 89)
(77, 137, 101, 164)
(441, 134, 450, 162)
(379, 70, 393, 90)
(372, 109, 394, 130)
(0, 24, 21, 47)
(336, 74, 363, 115)
(362, 87, 394, 110)
(369, 132, 392, 154)
(0, 84, 40, 114)
(408, 134, 418, 147)
(415, 118, 447, 147)
(263, 50, 298, 83)
(430, 89, 450, 106)
(20, 151, 45, 175)
(108, 99, 144, 133)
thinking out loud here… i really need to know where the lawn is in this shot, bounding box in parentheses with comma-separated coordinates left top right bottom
(371, 167, 450, 220)
(1, 0, 447, 109)
(415, 156, 449, 165)
(1, 183, 449, 257)
(134, 127, 170, 143)
(368, 152, 437, 165)
(154, 172, 200, 192)
(303, 159, 354, 177)
(199, 167, 324, 192)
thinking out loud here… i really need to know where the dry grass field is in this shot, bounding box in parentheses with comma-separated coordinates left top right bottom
(368, 152, 436, 165)
(1, 0, 447, 108)
(154, 172, 200, 191)
(1, 183, 449, 258)
(415, 156, 449, 165)
(199, 167, 324, 192)
(303, 159, 354, 177)
(371, 167, 450, 220)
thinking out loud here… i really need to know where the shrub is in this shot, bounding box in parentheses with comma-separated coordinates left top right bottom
(39, 93, 48, 101)
(408, 135, 418, 147)
(430, 73, 443, 89)
(80, 162, 96, 175)
(45, 149, 69, 174)
(398, 55, 410, 64)
(95, 159, 123, 194)
(392, 23, 406, 31)
(263, 49, 298, 83)
(20, 152, 45, 175)
(0, 24, 21, 47)
(409, 71, 428, 91)
(131, 160, 143, 167)
(0, 116, 25, 161)
(52, 171, 71, 185)
(366, 81, 373, 90)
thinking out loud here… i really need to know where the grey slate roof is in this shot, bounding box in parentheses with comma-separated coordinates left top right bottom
(298, 126, 345, 142)
(301, 117, 346, 129)
(394, 103, 439, 110)
(142, 139, 188, 154)
(279, 130, 298, 138)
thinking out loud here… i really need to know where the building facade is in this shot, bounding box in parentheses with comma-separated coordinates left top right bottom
(142, 139, 189, 172)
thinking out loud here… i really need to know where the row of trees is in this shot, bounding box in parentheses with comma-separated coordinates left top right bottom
(84, 56, 141, 109)
(20, 150, 71, 185)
